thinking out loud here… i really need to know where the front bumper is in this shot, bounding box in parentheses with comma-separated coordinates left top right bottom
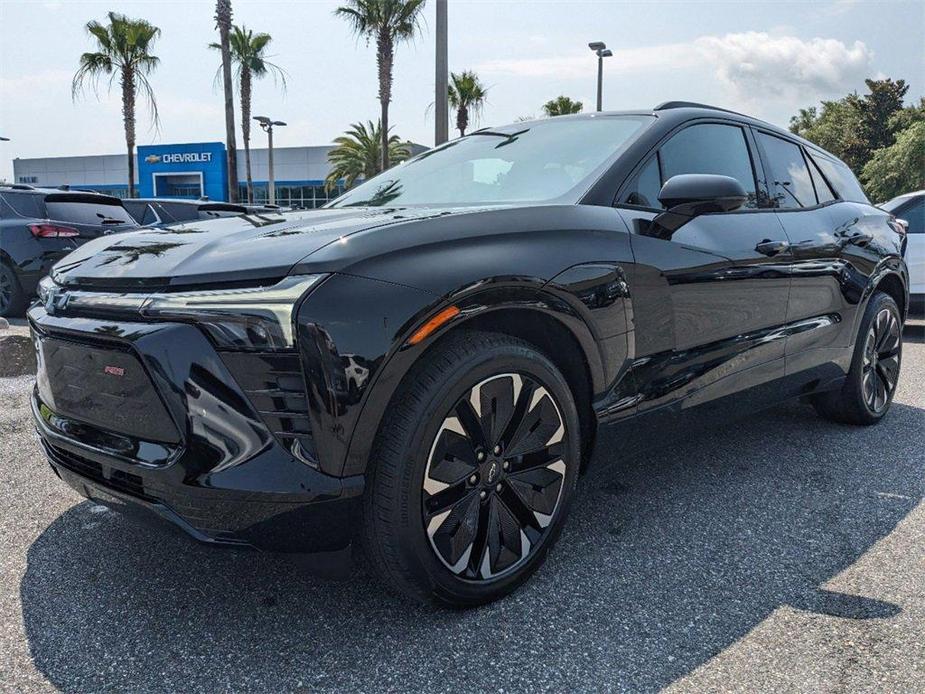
(29, 305, 364, 556)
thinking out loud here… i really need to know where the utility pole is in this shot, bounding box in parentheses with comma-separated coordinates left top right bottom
(435, 0, 449, 145)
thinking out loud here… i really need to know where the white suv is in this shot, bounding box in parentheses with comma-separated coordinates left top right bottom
(880, 190, 924, 307)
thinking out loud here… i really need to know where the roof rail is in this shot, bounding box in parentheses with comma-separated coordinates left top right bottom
(0, 183, 36, 190)
(654, 101, 745, 116)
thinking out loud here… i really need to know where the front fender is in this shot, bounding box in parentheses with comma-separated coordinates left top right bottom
(296, 273, 617, 478)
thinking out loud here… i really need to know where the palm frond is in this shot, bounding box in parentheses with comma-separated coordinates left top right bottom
(326, 119, 411, 192)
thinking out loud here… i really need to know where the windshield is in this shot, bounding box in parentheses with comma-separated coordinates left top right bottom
(880, 194, 919, 212)
(328, 115, 653, 208)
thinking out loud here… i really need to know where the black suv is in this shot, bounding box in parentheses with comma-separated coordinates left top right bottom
(30, 104, 909, 606)
(0, 186, 138, 315)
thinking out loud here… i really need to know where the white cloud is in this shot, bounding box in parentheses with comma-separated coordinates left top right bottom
(0, 69, 72, 94)
(476, 43, 693, 79)
(695, 32, 873, 101)
(475, 31, 873, 118)
(478, 32, 872, 94)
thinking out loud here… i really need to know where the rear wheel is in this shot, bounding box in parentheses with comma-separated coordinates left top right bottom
(813, 291, 902, 425)
(0, 262, 26, 318)
(361, 331, 580, 606)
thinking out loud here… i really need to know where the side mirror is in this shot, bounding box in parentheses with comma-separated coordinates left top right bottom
(648, 174, 748, 238)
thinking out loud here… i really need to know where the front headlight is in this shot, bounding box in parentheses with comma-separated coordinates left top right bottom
(141, 274, 325, 350)
(57, 274, 326, 350)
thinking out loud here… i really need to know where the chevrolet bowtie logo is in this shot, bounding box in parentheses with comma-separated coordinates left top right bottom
(145, 154, 162, 164)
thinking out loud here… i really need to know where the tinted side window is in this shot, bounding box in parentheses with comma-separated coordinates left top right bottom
(660, 124, 758, 208)
(806, 153, 836, 203)
(0, 192, 45, 219)
(620, 156, 662, 209)
(140, 205, 160, 226)
(808, 152, 869, 204)
(896, 197, 924, 234)
(756, 132, 816, 209)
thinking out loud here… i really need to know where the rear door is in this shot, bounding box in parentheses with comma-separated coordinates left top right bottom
(753, 132, 883, 373)
(616, 121, 793, 415)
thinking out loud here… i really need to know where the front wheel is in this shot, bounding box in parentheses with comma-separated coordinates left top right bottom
(813, 291, 902, 425)
(361, 331, 581, 607)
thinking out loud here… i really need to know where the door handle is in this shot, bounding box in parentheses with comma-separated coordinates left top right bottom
(755, 239, 790, 256)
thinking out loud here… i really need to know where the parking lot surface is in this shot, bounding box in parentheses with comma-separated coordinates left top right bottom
(1, 325, 923, 692)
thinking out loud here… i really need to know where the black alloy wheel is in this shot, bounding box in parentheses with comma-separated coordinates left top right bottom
(861, 306, 901, 414)
(361, 331, 580, 606)
(422, 373, 568, 580)
(813, 291, 903, 425)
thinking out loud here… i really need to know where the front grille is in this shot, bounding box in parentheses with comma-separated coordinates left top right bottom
(219, 352, 317, 464)
(34, 335, 180, 444)
(45, 442, 150, 501)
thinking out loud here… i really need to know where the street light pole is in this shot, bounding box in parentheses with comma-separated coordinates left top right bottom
(254, 116, 286, 206)
(588, 42, 613, 112)
(435, 0, 449, 145)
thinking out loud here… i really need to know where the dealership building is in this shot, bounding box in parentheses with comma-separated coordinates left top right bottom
(12, 140, 426, 208)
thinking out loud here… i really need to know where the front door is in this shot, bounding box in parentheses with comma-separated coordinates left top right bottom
(616, 121, 793, 416)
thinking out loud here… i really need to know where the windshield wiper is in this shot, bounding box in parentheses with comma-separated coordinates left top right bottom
(468, 128, 529, 149)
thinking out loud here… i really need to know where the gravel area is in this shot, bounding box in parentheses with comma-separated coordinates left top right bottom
(0, 334, 923, 692)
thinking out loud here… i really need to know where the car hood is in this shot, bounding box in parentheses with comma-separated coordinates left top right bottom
(50, 206, 472, 290)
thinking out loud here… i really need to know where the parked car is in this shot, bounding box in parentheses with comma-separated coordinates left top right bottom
(0, 185, 138, 316)
(879, 190, 923, 311)
(122, 198, 286, 227)
(30, 103, 909, 606)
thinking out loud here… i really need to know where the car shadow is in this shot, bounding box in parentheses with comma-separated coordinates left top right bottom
(20, 400, 923, 692)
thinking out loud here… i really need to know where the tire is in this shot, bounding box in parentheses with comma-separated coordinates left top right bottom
(361, 330, 581, 607)
(813, 291, 902, 425)
(0, 262, 27, 318)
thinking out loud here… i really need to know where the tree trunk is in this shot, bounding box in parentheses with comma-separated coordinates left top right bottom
(216, 0, 239, 202)
(457, 106, 468, 137)
(377, 31, 394, 172)
(240, 69, 253, 204)
(121, 66, 136, 198)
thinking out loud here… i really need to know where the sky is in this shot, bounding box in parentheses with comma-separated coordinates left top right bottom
(0, 0, 923, 182)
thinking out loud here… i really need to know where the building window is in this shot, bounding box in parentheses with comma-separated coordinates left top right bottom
(238, 182, 345, 209)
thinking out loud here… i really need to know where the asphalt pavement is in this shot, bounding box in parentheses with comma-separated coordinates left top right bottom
(1, 322, 923, 692)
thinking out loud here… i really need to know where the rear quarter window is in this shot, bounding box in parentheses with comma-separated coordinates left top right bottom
(808, 152, 869, 204)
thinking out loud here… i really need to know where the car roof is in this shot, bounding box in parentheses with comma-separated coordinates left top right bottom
(889, 190, 925, 200)
(475, 102, 828, 157)
(0, 184, 110, 196)
(130, 198, 203, 205)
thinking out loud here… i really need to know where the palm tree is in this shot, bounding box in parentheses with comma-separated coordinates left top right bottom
(325, 120, 411, 191)
(215, 0, 239, 202)
(448, 70, 488, 137)
(334, 0, 425, 170)
(543, 96, 583, 117)
(72, 12, 160, 198)
(210, 26, 287, 203)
